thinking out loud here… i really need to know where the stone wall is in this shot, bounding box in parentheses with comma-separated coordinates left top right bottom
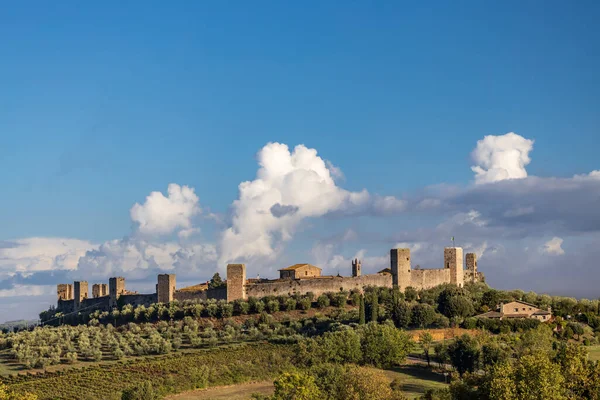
(80, 296, 110, 312)
(57, 299, 75, 313)
(245, 274, 392, 299)
(410, 269, 451, 290)
(118, 293, 157, 308)
(173, 287, 227, 302)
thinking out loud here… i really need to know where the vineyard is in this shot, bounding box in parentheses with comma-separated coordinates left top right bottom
(6, 343, 294, 399)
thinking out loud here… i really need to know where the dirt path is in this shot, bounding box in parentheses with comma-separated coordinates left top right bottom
(167, 381, 274, 400)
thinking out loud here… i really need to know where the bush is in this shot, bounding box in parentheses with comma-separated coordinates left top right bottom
(121, 381, 161, 400)
(317, 295, 330, 309)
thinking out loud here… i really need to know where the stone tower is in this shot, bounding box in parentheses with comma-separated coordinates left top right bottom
(74, 281, 88, 309)
(466, 253, 477, 282)
(109, 277, 126, 308)
(157, 274, 176, 303)
(352, 258, 361, 277)
(57, 284, 73, 300)
(444, 247, 464, 288)
(92, 283, 108, 298)
(390, 248, 411, 291)
(227, 264, 246, 302)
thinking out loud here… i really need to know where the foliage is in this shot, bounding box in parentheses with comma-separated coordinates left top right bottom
(272, 371, 322, 400)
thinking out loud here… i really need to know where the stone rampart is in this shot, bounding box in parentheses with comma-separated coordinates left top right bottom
(173, 287, 227, 302)
(246, 274, 392, 299)
(118, 293, 157, 308)
(410, 269, 451, 290)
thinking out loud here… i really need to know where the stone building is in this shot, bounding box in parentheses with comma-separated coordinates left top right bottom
(475, 300, 552, 321)
(279, 264, 321, 280)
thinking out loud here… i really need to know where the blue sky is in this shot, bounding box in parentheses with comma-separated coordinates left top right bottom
(0, 2, 599, 322)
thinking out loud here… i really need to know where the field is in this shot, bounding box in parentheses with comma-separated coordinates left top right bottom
(588, 345, 600, 361)
(6, 343, 294, 400)
(167, 365, 447, 400)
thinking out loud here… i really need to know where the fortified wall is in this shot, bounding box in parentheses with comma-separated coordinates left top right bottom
(226, 247, 484, 302)
(54, 247, 484, 317)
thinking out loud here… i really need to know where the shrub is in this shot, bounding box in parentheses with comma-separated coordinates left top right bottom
(317, 295, 330, 309)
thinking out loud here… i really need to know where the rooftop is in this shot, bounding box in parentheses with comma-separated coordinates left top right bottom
(279, 263, 321, 271)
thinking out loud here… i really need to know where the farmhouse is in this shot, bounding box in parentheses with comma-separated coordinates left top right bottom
(476, 300, 552, 321)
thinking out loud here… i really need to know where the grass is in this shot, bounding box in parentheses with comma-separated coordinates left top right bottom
(166, 364, 447, 400)
(385, 365, 447, 399)
(588, 345, 600, 361)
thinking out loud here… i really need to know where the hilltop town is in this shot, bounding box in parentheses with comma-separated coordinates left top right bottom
(50, 246, 484, 319)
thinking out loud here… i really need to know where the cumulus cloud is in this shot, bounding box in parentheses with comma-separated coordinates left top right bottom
(219, 143, 405, 264)
(130, 184, 201, 236)
(471, 132, 534, 184)
(0, 238, 96, 277)
(540, 237, 565, 256)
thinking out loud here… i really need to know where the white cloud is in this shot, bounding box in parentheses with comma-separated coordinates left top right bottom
(219, 142, 404, 264)
(540, 237, 565, 256)
(394, 242, 424, 253)
(0, 284, 55, 298)
(573, 170, 600, 180)
(0, 238, 96, 276)
(77, 238, 218, 280)
(130, 184, 201, 236)
(471, 132, 534, 184)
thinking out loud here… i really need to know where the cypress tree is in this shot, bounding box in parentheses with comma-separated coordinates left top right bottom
(371, 292, 379, 322)
(359, 295, 366, 325)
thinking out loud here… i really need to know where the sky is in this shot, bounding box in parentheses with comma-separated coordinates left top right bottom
(0, 1, 599, 322)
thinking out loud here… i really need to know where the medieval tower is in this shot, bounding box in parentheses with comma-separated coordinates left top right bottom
(390, 248, 411, 291)
(109, 277, 126, 308)
(157, 274, 176, 303)
(352, 258, 362, 277)
(227, 264, 247, 302)
(444, 247, 464, 287)
(73, 281, 88, 310)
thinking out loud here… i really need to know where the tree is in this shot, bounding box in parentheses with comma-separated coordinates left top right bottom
(369, 292, 379, 322)
(272, 371, 322, 400)
(447, 334, 480, 376)
(411, 304, 436, 328)
(404, 287, 418, 302)
(419, 331, 434, 367)
(359, 295, 366, 325)
(514, 353, 566, 400)
(360, 322, 413, 368)
(208, 273, 226, 289)
(338, 365, 407, 400)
